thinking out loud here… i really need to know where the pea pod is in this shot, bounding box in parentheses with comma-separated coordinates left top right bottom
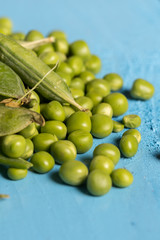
(0, 153, 33, 169)
(0, 61, 25, 99)
(0, 34, 84, 111)
(0, 105, 44, 136)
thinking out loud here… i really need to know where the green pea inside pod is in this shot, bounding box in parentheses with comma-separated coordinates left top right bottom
(0, 61, 25, 99)
(0, 105, 44, 137)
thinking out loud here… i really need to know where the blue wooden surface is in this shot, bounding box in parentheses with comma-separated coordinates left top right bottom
(0, 0, 160, 239)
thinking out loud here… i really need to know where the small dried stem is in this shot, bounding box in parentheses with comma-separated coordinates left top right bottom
(19, 37, 55, 49)
(0, 194, 10, 199)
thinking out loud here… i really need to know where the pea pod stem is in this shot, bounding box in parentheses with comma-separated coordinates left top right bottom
(19, 37, 55, 49)
(0, 154, 33, 169)
(0, 194, 10, 199)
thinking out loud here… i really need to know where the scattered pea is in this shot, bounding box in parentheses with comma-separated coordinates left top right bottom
(7, 168, 28, 181)
(91, 114, 113, 138)
(130, 78, 154, 100)
(103, 73, 123, 91)
(69, 40, 90, 60)
(112, 121, 124, 133)
(119, 135, 138, 158)
(122, 129, 141, 143)
(85, 55, 101, 74)
(92, 103, 113, 118)
(32, 133, 58, 152)
(89, 155, 114, 175)
(111, 169, 133, 188)
(122, 114, 141, 128)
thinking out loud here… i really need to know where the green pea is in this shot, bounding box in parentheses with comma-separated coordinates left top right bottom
(21, 139, 34, 159)
(112, 121, 124, 133)
(39, 51, 59, 68)
(66, 111, 91, 134)
(30, 91, 40, 104)
(48, 30, 67, 40)
(119, 135, 138, 158)
(103, 73, 123, 91)
(86, 79, 110, 97)
(53, 38, 69, 55)
(93, 143, 120, 165)
(18, 123, 37, 139)
(36, 43, 54, 56)
(87, 169, 112, 196)
(59, 160, 88, 186)
(70, 88, 84, 99)
(7, 168, 28, 181)
(122, 114, 141, 128)
(56, 71, 71, 86)
(69, 77, 85, 91)
(63, 105, 75, 120)
(130, 78, 154, 100)
(111, 168, 133, 187)
(89, 155, 114, 175)
(92, 103, 113, 118)
(42, 100, 65, 121)
(55, 52, 67, 62)
(68, 130, 93, 153)
(67, 56, 84, 76)
(79, 71, 95, 84)
(0, 17, 12, 30)
(10, 32, 25, 41)
(103, 93, 128, 116)
(41, 120, 67, 140)
(32, 133, 58, 152)
(86, 90, 103, 106)
(50, 140, 77, 164)
(74, 96, 93, 111)
(85, 55, 101, 74)
(122, 129, 141, 143)
(0, 27, 11, 35)
(91, 114, 113, 138)
(30, 151, 55, 173)
(25, 30, 44, 41)
(1, 135, 26, 158)
(57, 62, 74, 78)
(69, 40, 90, 60)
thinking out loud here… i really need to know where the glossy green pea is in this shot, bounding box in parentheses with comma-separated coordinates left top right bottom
(68, 130, 93, 153)
(91, 114, 113, 138)
(69, 77, 85, 91)
(86, 90, 103, 106)
(53, 38, 69, 55)
(19, 123, 37, 139)
(56, 71, 71, 86)
(55, 52, 67, 62)
(59, 160, 88, 186)
(39, 51, 59, 68)
(30, 91, 40, 104)
(112, 121, 124, 133)
(119, 135, 138, 158)
(103, 93, 128, 116)
(85, 55, 101, 74)
(67, 56, 84, 76)
(122, 129, 141, 143)
(70, 88, 84, 99)
(130, 78, 154, 100)
(92, 103, 113, 118)
(25, 30, 44, 41)
(89, 155, 114, 175)
(30, 151, 55, 173)
(1, 135, 26, 158)
(41, 120, 67, 139)
(32, 133, 58, 152)
(63, 105, 75, 120)
(48, 30, 67, 40)
(10, 32, 25, 41)
(93, 143, 120, 165)
(36, 43, 54, 56)
(74, 96, 93, 111)
(86, 79, 110, 97)
(7, 168, 28, 181)
(66, 111, 91, 134)
(122, 114, 141, 128)
(69, 40, 90, 60)
(79, 71, 95, 84)
(42, 100, 65, 121)
(57, 62, 74, 78)
(87, 169, 112, 196)
(0, 17, 12, 31)
(103, 73, 123, 91)
(111, 168, 133, 188)
(21, 139, 34, 159)
(50, 140, 77, 164)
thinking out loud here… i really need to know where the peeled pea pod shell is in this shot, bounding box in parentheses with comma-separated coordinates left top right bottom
(0, 105, 44, 136)
(0, 61, 25, 98)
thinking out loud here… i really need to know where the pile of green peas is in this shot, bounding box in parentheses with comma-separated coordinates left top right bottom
(0, 17, 155, 196)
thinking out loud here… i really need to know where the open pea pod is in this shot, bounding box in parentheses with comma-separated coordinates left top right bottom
(0, 105, 44, 136)
(0, 34, 84, 111)
(0, 61, 25, 99)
